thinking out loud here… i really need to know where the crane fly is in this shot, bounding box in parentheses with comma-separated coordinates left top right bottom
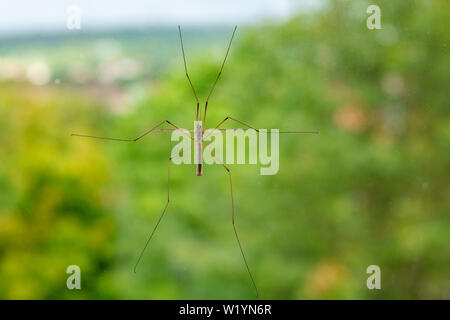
(72, 25, 319, 298)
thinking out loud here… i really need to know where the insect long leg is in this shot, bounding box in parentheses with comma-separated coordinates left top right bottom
(203, 116, 320, 141)
(203, 26, 237, 130)
(178, 25, 200, 121)
(72, 120, 193, 142)
(133, 148, 187, 273)
(204, 144, 259, 298)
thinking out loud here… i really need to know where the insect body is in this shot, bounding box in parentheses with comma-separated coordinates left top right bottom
(72, 26, 318, 298)
(194, 121, 203, 176)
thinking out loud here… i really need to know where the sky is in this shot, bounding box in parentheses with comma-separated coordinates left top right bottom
(0, 0, 323, 35)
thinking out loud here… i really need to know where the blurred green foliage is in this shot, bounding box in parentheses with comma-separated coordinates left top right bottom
(0, 0, 449, 299)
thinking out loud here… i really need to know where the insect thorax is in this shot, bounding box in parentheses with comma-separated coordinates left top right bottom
(194, 121, 203, 176)
(194, 120, 203, 141)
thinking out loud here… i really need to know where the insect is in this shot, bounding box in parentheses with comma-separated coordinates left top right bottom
(72, 26, 319, 297)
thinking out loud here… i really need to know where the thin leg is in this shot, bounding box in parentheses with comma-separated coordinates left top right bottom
(72, 120, 193, 142)
(203, 26, 237, 129)
(204, 144, 259, 298)
(203, 116, 320, 141)
(228, 170, 259, 298)
(133, 149, 185, 273)
(178, 25, 200, 121)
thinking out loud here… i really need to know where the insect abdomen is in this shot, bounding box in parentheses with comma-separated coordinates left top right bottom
(194, 121, 203, 176)
(196, 163, 202, 176)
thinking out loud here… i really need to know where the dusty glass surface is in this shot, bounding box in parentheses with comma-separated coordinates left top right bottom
(0, 0, 448, 299)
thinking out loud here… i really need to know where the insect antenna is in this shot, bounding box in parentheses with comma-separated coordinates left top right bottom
(178, 25, 200, 121)
(203, 25, 237, 129)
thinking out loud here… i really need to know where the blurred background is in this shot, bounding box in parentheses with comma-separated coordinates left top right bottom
(0, 0, 448, 299)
